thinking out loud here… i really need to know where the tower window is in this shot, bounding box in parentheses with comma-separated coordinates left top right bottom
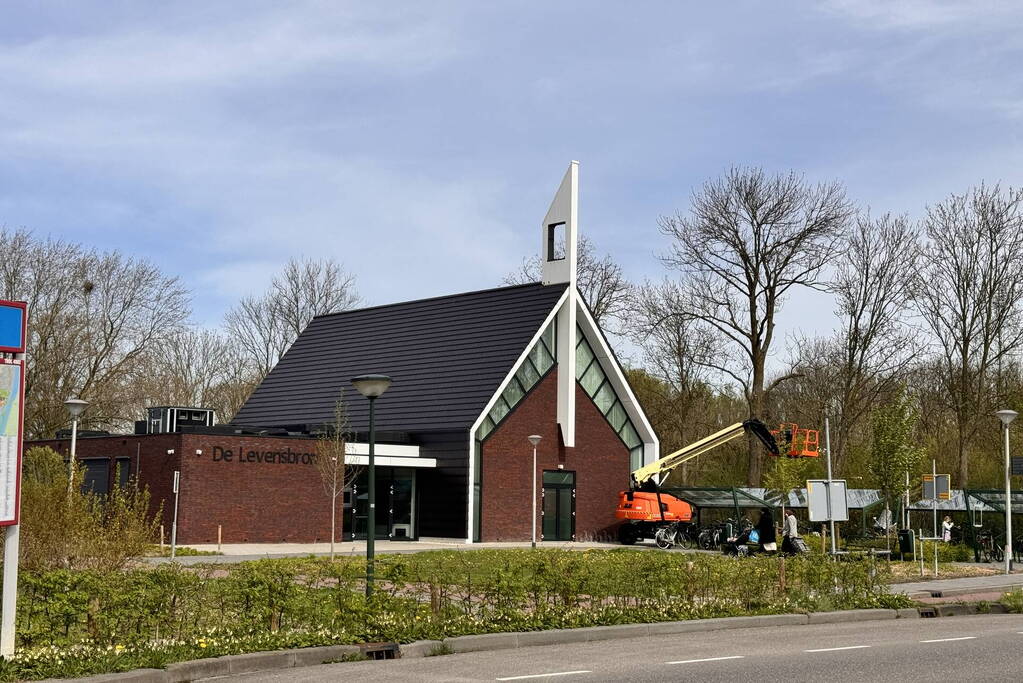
(547, 222, 566, 261)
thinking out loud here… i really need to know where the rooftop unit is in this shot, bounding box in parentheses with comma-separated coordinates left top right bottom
(137, 406, 216, 435)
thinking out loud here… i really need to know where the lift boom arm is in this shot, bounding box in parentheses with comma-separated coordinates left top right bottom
(631, 419, 779, 486)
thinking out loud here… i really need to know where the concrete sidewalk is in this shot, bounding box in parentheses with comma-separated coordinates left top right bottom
(147, 539, 639, 564)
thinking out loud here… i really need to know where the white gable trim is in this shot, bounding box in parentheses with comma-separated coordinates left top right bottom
(465, 287, 571, 542)
(575, 298, 660, 467)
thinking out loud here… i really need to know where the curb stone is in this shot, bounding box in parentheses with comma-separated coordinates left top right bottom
(395, 640, 444, 658)
(48, 608, 957, 682)
(807, 608, 896, 624)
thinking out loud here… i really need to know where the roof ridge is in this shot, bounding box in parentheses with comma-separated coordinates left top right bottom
(312, 281, 563, 321)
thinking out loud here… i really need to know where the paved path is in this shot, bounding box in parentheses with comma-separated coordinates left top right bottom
(147, 540, 644, 565)
(208, 613, 1023, 682)
(890, 572, 1023, 596)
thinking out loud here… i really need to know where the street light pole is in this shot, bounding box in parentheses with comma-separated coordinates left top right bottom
(825, 416, 836, 556)
(63, 398, 89, 501)
(528, 435, 542, 548)
(352, 375, 392, 598)
(996, 409, 1017, 574)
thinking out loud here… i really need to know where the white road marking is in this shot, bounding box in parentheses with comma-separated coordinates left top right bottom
(496, 671, 592, 681)
(920, 636, 977, 643)
(666, 655, 745, 665)
(804, 645, 871, 653)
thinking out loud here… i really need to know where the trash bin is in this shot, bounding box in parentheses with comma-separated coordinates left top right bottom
(898, 529, 914, 556)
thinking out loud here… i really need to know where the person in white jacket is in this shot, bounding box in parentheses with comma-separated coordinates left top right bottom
(782, 509, 800, 554)
(942, 516, 954, 543)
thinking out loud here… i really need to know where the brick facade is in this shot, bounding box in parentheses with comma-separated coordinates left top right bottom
(32, 372, 634, 545)
(33, 433, 337, 544)
(479, 369, 631, 542)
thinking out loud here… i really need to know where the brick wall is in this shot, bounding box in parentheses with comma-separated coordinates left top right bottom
(31, 433, 338, 544)
(479, 369, 631, 542)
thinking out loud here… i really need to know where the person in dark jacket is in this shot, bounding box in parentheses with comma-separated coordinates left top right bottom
(757, 507, 777, 554)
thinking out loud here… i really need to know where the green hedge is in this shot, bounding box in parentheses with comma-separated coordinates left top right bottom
(0, 550, 909, 680)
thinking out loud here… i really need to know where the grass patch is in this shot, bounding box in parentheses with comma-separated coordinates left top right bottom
(143, 545, 223, 557)
(427, 642, 454, 657)
(1002, 588, 1023, 613)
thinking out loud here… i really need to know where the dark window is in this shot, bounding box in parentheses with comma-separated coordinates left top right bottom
(115, 458, 131, 488)
(80, 459, 110, 495)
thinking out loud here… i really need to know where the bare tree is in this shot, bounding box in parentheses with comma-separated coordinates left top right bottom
(630, 280, 718, 481)
(315, 395, 360, 560)
(0, 230, 191, 438)
(916, 184, 1023, 485)
(790, 213, 920, 473)
(136, 328, 261, 422)
(659, 167, 854, 484)
(504, 236, 633, 329)
(225, 257, 360, 378)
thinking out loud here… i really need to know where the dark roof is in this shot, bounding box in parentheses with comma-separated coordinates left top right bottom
(231, 282, 568, 433)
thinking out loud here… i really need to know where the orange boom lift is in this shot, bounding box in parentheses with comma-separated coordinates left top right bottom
(615, 419, 781, 545)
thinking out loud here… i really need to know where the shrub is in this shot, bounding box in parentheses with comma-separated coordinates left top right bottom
(13, 447, 160, 571)
(0, 549, 909, 681)
(1002, 588, 1023, 613)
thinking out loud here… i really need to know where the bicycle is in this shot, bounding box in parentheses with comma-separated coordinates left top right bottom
(654, 521, 696, 550)
(976, 529, 1004, 563)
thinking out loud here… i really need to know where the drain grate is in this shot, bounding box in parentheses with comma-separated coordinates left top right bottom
(360, 642, 400, 660)
(919, 608, 937, 618)
(929, 591, 943, 598)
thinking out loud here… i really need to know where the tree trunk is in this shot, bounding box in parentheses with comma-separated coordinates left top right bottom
(330, 483, 336, 561)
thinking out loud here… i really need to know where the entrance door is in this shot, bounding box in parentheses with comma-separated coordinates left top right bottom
(348, 467, 417, 541)
(541, 471, 575, 541)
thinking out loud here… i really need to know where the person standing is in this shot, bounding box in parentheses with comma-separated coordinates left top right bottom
(942, 516, 954, 543)
(757, 507, 777, 554)
(782, 509, 800, 554)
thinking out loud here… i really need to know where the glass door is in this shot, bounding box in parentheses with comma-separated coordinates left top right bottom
(347, 467, 417, 540)
(541, 471, 575, 541)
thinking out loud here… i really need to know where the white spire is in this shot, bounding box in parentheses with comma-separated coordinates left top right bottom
(541, 161, 579, 447)
(541, 161, 579, 287)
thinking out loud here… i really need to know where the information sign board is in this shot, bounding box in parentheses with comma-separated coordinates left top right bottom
(0, 301, 26, 527)
(923, 474, 951, 501)
(807, 479, 849, 522)
(0, 303, 25, 354)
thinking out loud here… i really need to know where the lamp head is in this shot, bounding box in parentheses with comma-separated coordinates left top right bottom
(996, 409, 1019, 426)
(527, 434, 542, 447)
(351, 374, 392, 399)
(64, 398, 89, 418)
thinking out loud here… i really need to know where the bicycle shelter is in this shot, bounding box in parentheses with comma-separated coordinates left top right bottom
(909, 490, 1021, 562)
(660, 487, 778, 526)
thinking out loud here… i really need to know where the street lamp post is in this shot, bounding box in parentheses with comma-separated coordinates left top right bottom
(352, 374, 392, 598)
(64, 398, 89, 500)
(527, 435, 542, 548)
(996, 409, 1018, 574)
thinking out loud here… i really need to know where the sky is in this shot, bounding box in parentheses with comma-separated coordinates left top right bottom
(3, 1, 1023, 353)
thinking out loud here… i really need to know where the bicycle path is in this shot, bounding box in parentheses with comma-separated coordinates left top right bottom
(891, 571, 1023, 597)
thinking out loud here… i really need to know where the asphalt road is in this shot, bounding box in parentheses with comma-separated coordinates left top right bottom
(214, 613, 1023, 682)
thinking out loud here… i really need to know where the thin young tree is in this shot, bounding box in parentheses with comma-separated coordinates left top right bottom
(659, 167, 854, 484)
(916, 184, 1023, 485)
(868, 388, 924, 544)
(315, 394, 360, 560)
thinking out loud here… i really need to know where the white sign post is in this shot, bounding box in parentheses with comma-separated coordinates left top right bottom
(170, 471, 180, 560)
(0, 301, 27, 657)
(807, 479, 850, 523)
